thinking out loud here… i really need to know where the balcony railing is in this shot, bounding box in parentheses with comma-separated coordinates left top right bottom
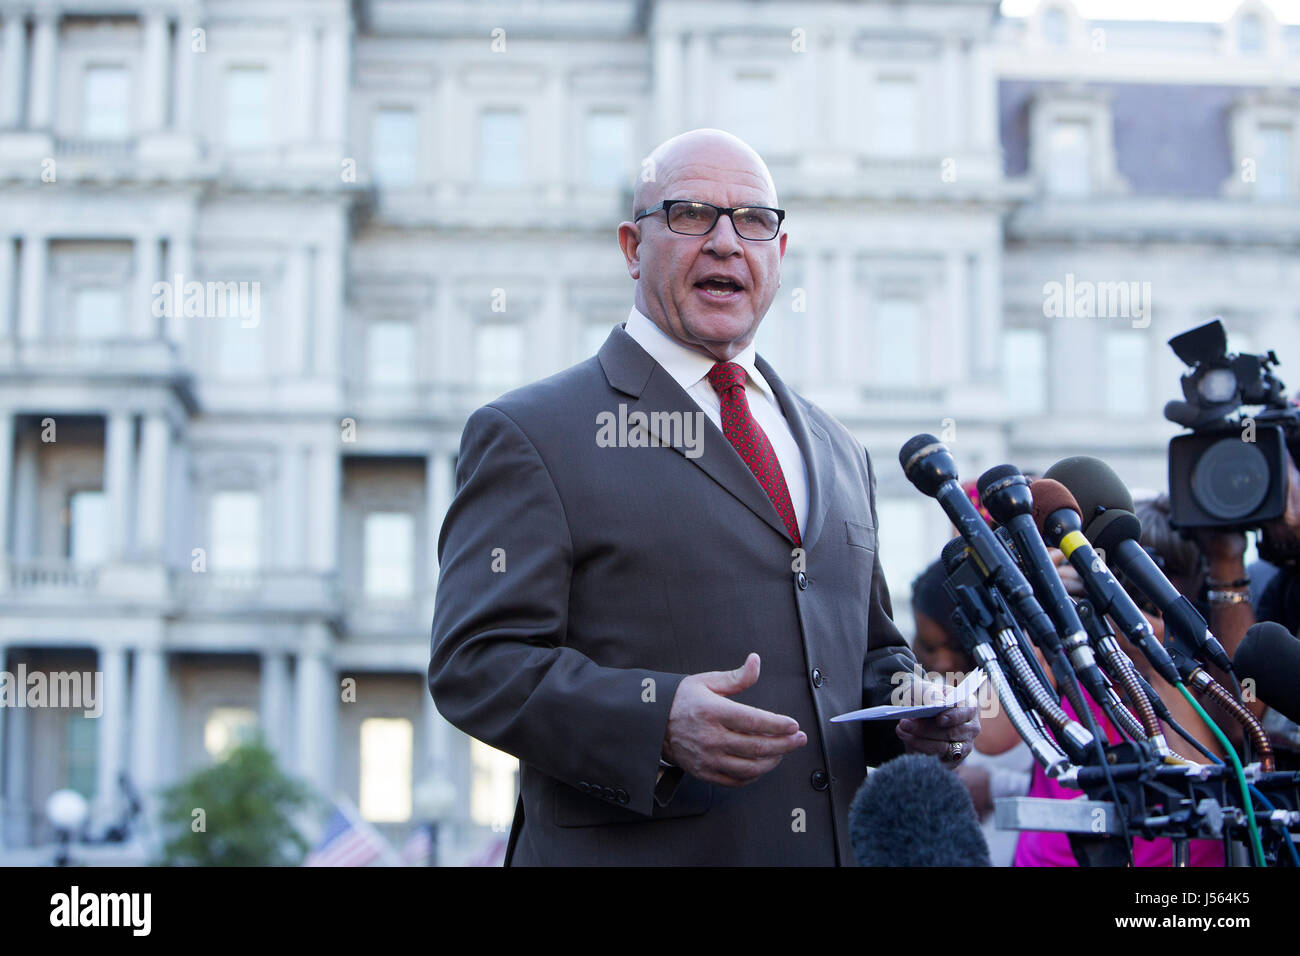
(54, 136, 137, 159)
(0, 338, 184, 377)
(6, 561, 98, 593)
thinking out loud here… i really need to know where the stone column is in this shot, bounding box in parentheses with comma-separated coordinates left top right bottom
(259, 650, 290, 761)
(945, 249, 969, 385)
(164, 233, 192, 354)
(130, 647, 167, 808)
(139, 10, 168, 132)
(312, 243, 342, 378)
(294, 630, 335, 795)
(1, 13, 25, 127)
(306, 442, 340, 573)
(104, 411, 135, 560)
(290, 26, 318, 144)
(426, 448, 454, 615)
(133, 234, 162, 338)
(318, 25, 348, 147)
(27, 12, 57, 129)
(831, 251, 855, 385)
(174, 13, 198, 134)
(275, 443, 304, 568)
(3, 662, 27, 845)
(18, 233, 46, 342)
(0, 235, 13, 340)
(652, 30, 682, 144)
(136, 414, 170, 560)
(95, 646, 128, 826)
(941, 35, 963, 154)
(280, 246, 307, 376)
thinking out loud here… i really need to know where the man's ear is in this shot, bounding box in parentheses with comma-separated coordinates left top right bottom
(617, 221, 642, 279)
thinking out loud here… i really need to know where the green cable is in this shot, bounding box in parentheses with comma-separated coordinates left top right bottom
(1175, 682, 1266, 867)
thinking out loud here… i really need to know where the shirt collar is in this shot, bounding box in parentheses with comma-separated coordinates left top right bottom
(623, 306, 775, 402)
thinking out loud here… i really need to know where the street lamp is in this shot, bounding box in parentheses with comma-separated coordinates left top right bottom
(45, 789, 89, 866)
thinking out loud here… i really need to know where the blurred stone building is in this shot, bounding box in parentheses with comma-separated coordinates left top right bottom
(0, 0, 1296, 862)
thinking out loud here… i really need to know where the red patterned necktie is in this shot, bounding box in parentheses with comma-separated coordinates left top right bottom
(706, 361, 801, 547)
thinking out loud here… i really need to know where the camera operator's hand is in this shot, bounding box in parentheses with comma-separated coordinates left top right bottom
(1194, 526, 1248, 576)
(1262, 454, 1300, 550)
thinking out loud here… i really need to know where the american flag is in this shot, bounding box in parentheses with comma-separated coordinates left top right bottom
(399, 824, 433, 867)
(304, 803, 395, 867)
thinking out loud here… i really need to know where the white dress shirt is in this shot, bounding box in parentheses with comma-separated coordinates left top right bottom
(622, 306, 809, 536)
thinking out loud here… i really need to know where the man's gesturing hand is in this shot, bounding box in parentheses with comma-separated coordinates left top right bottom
(662, 653, 807, 787)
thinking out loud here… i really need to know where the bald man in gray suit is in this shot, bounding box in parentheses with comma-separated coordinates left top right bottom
(429, 129, 980, 865)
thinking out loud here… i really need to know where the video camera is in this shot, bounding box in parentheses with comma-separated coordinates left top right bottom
(1164, 318, 1300, 535)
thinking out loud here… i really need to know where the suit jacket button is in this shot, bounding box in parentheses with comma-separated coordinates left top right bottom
(796, 571, 808, 590)
(603, 786, 615, 801)
(811, 668, 823, 688)
(578, 781, 591, 793)
(810, 769, 829, 791)
(615, 789, 629, 805)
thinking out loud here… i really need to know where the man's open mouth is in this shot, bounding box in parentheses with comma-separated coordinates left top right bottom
(695, 278, 743, 298)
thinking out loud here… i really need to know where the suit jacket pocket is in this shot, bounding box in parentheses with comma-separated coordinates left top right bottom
(845, 519, 877, 552)
(553, 774, 712, 828)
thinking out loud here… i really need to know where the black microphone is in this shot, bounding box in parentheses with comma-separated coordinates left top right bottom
(849, 754, 992, 866)
(1030, 478, 1183, 687)
(977, 465, 1111, 704)
(899, 436, 1062, 660)
(1045, 456, 1233, 673)
(1234, 622, 1300, 726)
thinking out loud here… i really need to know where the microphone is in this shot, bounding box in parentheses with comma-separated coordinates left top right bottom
(941, 541, 1076, 770)
(1044, 456, 1233, 673)
(1234, 622, 1300, 726)
(849, 754, 992, 866)
(899, 436, 1063, 663)
(977, 465, 1111, 704)
(1030, 478, 1183, 687)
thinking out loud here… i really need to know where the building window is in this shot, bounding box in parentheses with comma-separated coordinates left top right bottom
(210, 491, 261, 571)
(74, 287, 122, 340)
(1003, 328, 1048, 415)
(1105, 332, 1149, 418)
(1238, 14, 1264, 54)
(67, 489, 108, 565)
(470, 738, 518, 829)
(478, 108, 524, 185)
(367, 321, 414, 385)
(1042, 7, 1070, 47)
(224, 66, 271, 148)
(730, 71, 777, 153)
(61, 713, 98, 800)
(371, 107, 419, 187)
(475, 323, 524, 389)
(875, 497, 931, 625)
(1046, 120, 1091, 197)
(216, 320, 264, 379)
(584, 110, 628, 189)
(363, 511, 414, 600)
(204, 706, 258, 760)
(1255, 124, 1292, 199)
(82, 65, 131, 139)
(874, 299, 921, 385)
(874, 77, 918, 156)
(360, 717, 413, 822)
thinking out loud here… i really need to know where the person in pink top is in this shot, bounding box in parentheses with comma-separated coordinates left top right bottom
(1012, 691, 1225, 867)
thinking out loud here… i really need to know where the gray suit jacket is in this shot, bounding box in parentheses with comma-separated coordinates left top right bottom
(429, 322, 918, 865)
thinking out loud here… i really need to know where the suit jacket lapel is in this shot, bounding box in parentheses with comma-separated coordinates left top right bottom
(599, 323, 829, 551)
(754, 353, 831, 554)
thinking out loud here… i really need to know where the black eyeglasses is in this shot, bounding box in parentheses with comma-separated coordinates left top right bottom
(633, 199, 785, 241)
